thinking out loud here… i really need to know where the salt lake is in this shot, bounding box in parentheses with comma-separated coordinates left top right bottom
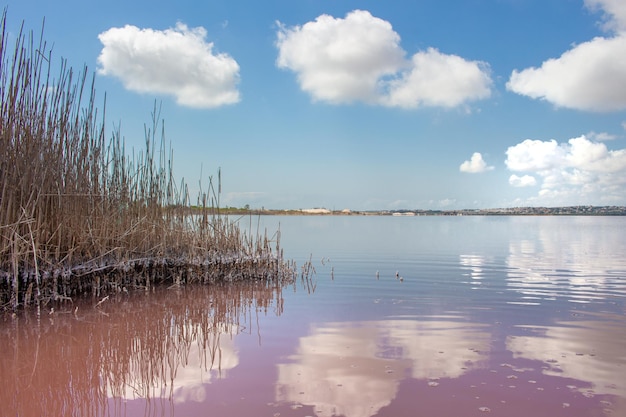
(2, 215, 625, 417)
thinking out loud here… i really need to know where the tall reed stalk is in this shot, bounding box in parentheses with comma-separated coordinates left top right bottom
(0, 10, 291, 310)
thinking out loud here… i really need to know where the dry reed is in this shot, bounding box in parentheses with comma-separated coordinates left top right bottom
(0, 10, 293, 310)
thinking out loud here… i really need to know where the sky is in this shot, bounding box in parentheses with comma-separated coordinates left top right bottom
(3, 0, 626, 210)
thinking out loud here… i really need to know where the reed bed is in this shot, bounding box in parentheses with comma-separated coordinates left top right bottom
(0, 11, 293, 310)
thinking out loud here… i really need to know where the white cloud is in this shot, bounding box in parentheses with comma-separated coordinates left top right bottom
(507, 1, 626, 112)
(506, 34, 626, 112)
(384, 48, 492, 108)
(587, 131, 617, 141)
(276, 10, 405, 104)
(508, 174, 537, 187)
(585, 0, 626, 32)
(436, 198, 456, 207)
(550, 135, 626, 173)
(505, 139, 566, 171)
(98, 23, 240, 108)
(459, 152, 494, 173)
(505, 135, 626, 204)
(276, 10, 492, 109)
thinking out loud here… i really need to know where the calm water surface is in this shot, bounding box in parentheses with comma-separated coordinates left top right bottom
(2, 215, 625, 417)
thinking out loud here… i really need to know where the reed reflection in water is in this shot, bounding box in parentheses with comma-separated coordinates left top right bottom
(0, 280, 286, 417)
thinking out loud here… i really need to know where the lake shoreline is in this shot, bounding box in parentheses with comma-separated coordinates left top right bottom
(212, 205, 626, 216)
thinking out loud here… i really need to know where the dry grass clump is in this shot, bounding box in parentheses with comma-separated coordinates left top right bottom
(0, 11, 292, 310)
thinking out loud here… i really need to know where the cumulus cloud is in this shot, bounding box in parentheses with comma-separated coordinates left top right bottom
(509, 174, 537, 187)
(507, 1, 626, 112)
(276, 10, 492, 109)
(505, 139, 566, 171)
(506, 35, 626, 111)
(384, 48, 492, 108)
(98, 23, 240, 108)
(505, 135, 626, 204)
(276, 10, 404, 104)
(459, 152, 494, 173)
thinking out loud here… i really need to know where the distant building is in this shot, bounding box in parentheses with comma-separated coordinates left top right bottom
(301, 208, 331, 214)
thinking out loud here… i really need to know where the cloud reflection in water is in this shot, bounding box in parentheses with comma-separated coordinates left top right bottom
(506, 218, 626, 304)
(507, 318, 626, 398)
(276, 319, 490, 417)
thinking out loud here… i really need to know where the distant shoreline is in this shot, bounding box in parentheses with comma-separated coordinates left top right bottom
(203, 206, 626, 216)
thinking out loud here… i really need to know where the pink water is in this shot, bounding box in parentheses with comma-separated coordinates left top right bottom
(1, 216, 625, 417)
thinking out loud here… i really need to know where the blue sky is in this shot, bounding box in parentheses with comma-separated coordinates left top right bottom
(4, 0, 626, 210)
